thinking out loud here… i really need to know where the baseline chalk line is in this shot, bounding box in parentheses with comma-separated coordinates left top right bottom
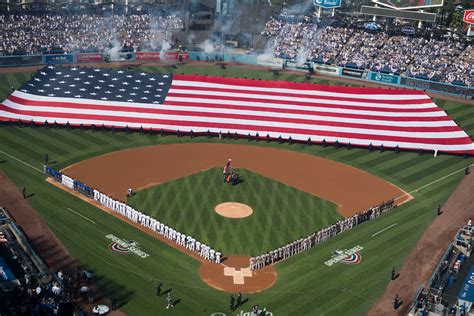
(372, 223, 397, 237)
(395, 164, 473, 201)
(0, 151, 44, 174)
(66, 208, 96, 224)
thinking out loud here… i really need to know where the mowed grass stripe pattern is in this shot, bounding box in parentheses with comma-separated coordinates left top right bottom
(0, 66, 473, 315)
(0, 126, 471, 316)
(128, 168, 340, 255)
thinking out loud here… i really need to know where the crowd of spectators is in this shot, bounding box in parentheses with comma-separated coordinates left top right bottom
(0, 11, 471, 86)
(4, 266, 104, 314)
(5, 270, 68, 314)
(261, 15, 473, 86)
(262, 16, 353, 62)
(0, 13, 183, 55)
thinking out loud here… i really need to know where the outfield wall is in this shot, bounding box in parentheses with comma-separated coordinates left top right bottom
(0, 51, 472, 98)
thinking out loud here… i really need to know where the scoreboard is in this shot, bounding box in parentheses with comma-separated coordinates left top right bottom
(371, 0, 443, 10)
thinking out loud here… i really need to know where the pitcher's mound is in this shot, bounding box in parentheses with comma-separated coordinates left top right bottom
(200, 255, 276, 293)
(215, 202, 253, 218)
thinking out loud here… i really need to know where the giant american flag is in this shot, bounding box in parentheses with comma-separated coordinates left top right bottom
(1, 66, 473, 154)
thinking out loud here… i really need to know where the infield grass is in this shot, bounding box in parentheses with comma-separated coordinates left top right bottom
(0, 65, 473, 315)
(128, 168, 341, 255)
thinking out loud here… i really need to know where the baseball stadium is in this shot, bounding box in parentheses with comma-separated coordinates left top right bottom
(0, 0, 473, 315)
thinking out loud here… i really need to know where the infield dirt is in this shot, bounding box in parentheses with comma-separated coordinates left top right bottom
(59, 143, 410, 293)
(62, 143, 410, 217)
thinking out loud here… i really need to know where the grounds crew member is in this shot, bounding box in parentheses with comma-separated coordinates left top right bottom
(230, 294, 235, 311)
(236, 292, 242, 309)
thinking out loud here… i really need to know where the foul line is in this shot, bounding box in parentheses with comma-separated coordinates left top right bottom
(394, 164, 473, 201)
(372, 223, 397, 237)
(66, 207, 96, 224)
(0, 150, 44, 174)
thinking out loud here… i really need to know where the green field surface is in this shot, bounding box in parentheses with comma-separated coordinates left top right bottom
(0, 66, 473, 315)
(128, 168, 341, 255)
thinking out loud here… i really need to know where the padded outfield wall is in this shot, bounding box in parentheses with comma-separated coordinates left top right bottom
(0, 51, 472, 98)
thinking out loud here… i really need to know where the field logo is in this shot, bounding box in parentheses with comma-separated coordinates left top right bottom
(210, 309, 273, 316)
(106, 234, 149, 258)
(324, 245, 363, 266)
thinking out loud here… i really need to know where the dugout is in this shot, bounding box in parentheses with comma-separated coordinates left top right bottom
(456, 263, 474, 315)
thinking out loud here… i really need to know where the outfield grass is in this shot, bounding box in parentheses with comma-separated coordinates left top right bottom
(0, 66, 473, 315)
(128, 168, 341, 255)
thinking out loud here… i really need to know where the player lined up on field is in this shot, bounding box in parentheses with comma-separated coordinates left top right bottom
(92, 190, 222, 264)
(249, 199, 395, 270)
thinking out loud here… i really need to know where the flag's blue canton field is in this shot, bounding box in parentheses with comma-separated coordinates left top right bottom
(22, 66, 172, 104)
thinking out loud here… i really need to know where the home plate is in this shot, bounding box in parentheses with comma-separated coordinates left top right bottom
(224, 267, 253, 285)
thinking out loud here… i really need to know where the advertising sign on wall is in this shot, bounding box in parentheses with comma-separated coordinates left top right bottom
(285, 60, 312, 71)
(368, 72, 401, 84)
(256, 55, 284, 69)
(342, 68, 367, 79)
(77, 53, 103, 62)
(165, 51, 189, 61)
(313, 64, 341, 75)
(400, 77, 472, 97)
(401, 26, 416, 35)
(136, 52, 160, 61)
(44, 54, 74, 64)
(463, 9, 474, 24)
(0, 55, 43, 67)
(313, 0, 341, 8)
(135, 51, 189, 61)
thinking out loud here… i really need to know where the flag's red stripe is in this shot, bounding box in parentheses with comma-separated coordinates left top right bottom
(165, 92, 440, 113)
(4, 96, 461, 133)
(0, 105, 470, 145)
(7, 95, 453, 127)
(172, 74, 426, 95)
(163, 100, 452, 122)
(170, 85, 433, 105)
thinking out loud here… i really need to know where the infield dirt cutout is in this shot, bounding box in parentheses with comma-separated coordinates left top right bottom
(200, 255, 276, 293)
(215, 202, 253, 218)
(61, 143, 412, 293)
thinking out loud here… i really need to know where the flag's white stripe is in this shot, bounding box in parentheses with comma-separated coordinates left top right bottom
(165, 97, 446, 118)
(1, 101, 467, 139)
(3, 98, 456, 128)
(13, 90, 438, 115)
(171, 80, 431, 100)
(167, 88, 438, 109)
(1, 111, 473, 152)
(158, 102, 456, 128)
